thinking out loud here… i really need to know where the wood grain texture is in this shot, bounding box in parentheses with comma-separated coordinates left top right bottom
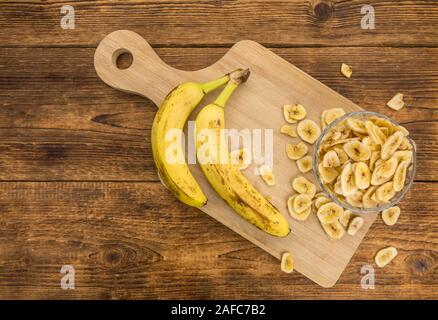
(1, 47, 437, 181)
(1, 0, 438, 47)
(0, 181, 436, 299)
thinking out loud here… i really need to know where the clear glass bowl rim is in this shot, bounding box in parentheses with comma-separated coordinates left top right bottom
(312, 110, 417, 214)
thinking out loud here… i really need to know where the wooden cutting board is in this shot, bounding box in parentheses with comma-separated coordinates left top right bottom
(94, 30, 377, 288)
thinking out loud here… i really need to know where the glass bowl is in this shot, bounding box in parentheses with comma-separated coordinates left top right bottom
(313, 111, 417, 214)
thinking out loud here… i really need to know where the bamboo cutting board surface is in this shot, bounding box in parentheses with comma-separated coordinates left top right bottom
(94, 30, 377, 287)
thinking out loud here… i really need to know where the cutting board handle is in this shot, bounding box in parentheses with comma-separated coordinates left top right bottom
(94, 30, 185, 105)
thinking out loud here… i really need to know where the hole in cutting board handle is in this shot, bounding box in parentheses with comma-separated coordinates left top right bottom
(112, 49, 133, 70)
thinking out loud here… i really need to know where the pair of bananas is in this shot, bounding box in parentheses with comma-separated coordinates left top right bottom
(151, 69, 290, 237)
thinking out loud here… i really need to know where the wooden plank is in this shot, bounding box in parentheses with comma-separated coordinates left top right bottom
(1, 1, 438, 47)
(0, 47, 437, 181)
(0, 181, 436, 299)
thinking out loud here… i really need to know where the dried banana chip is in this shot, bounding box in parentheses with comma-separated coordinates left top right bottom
(333, 146, 349, 164)
(393, 161, 408, 192)
(314, 196, 331, 209)
(347, 216, 364, 236)
(280, 124, 297, 137)
(375, 181, 396, 202)
(365, 121, 386, 145)
(375, 246, 398, 268)
(346, 117, 368, 135)
(344, 140, 371, 162)
(317, 202, 343, 224)
(297, 119, 321, 144)
(324, 108, 346, 126)
(230, 148, 252, 170)
(323, 150, 341, 168)
(292, 176, 316, 198)
(381, 206, 400, 226)
(284, 104, 306, 123)
(381, 131, 404, 160)
(340, 162, 357, 196)
(339, 210, 352, 228)
(259, 165, 275, 186)
(318, 163, 339, 184)
(369, 151, 380, 171)
(287, 195, 311, 221)
(316, 112, 412, 211)
(362, 186, 378, 208)
(341, 63, 352, 78)
(371, 157, 398, 186)
(354, 162, 371, 190)
(398, 137, 412, 150)
(296, 155, 313, 173)
(322, 221, 345, 240)
(393, 150, 413, 164)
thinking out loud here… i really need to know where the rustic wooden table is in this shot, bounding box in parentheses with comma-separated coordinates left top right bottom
(0, 1, 437, 299)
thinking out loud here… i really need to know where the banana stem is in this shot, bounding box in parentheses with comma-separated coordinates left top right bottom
(200, 75, 230, 94)
(213, 69, 250, 108)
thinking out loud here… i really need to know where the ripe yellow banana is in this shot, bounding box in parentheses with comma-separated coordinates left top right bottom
(151, 73, 230, 208)
(194, 69, 290, 237)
